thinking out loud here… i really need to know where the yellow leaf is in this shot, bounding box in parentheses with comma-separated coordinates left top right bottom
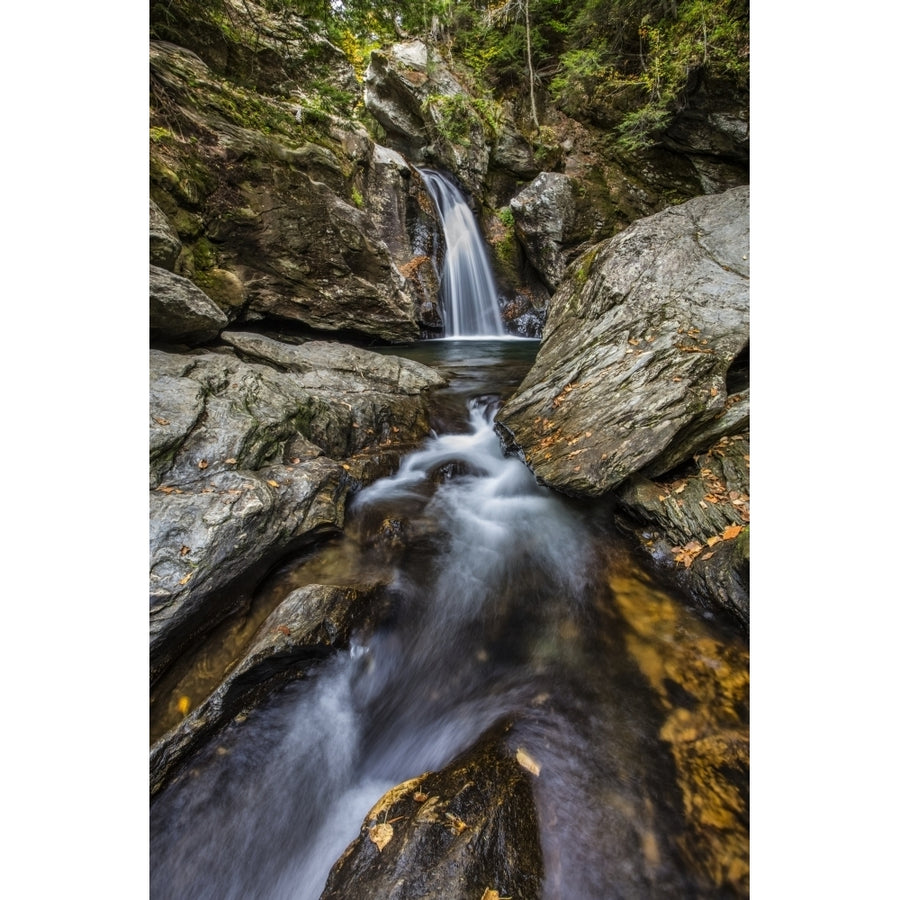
(369, 823, 393, 852)
(177, 696, 190, 716)
(267, 480, 279, 488)
(481, 891, 501, 900)
(706, 536, 722, 547)
(178, 572, 193, 586)
(516, 747, 541, 776)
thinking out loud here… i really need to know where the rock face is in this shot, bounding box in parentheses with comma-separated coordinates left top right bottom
(364, 144, 445, 333)
(150, 38, 420, 343)
(149, 338, 445, 683)
(151, 581, 388, 796)
(364, 40, 534, 198)
(150, 264, 229, 346)
(321, 726, 543, 900)
(495, 186, 749, 498)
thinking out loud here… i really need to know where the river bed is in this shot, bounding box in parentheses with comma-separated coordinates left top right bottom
(150, 339, 749, 899)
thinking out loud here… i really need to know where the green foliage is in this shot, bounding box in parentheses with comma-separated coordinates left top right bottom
(423, 91, 503, 145)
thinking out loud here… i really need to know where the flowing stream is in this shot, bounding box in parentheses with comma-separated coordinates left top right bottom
(149, 174, 749, 898)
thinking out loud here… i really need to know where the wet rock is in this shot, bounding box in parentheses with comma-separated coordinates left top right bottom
(149, 341, 444, 683)
(509, 172, 577, 291)
(364, 145, 445, 332)
(150, 264, 229, 346)
(320, 725, 542, 900)
(495, 186, 749, 498)
(617, 433, 750, 630)
(150, 581, 388, 796)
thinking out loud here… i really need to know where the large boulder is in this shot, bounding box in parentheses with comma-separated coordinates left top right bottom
(149, 339, 445, 683)
(509, 172, 578, 291)
(150, 264, 228, 346)
(321, 725, 543, 900)
(495, 186, 749, 498)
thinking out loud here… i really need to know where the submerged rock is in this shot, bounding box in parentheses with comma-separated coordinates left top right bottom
(321, 725, 543, 900)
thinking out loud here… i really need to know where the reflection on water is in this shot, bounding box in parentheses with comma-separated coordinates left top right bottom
(150, 340, 748, 899)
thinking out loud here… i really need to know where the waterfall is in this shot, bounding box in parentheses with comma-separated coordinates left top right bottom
(418, 169, 506, 338)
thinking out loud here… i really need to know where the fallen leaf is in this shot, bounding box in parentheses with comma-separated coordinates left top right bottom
(267, 480, 279, 488)
(198, 459, 209, 470)
(706, 536, 722, 547)
(290, 457, 301, 465)
(178, 572, 193, 586)
(157, 485, 176, 494)
(153, 417, 170, 426)
(225, 458, 237, 465)
(413, 791, 428, 803)
(445, 813, 468, 833)
(516, 747, 541, 776)
(180, 545, 190, 556)
(699, 500, 707, 509)
(700, 552, 713, 560)
(723, 525, 744, 540)
(674, 483, 686, 493)
(369, 823, 393, 852)
(275, 625, 291, 636)
(710, 387, 718, 397)
(481, 891, 500, 900)
(177, 696, 190, 716)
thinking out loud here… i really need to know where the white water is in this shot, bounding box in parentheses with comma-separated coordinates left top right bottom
(418, 169, 506, 338)
(150, 398, 599, 900)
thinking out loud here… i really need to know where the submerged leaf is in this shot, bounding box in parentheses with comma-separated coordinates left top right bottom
(516, 747, 541, 776)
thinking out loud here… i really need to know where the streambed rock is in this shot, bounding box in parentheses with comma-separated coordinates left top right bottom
(149, 339, 445, 683)
(495, 186, 749, 498)
(320, 725, 542, 900)
(150, 581, 388, 797)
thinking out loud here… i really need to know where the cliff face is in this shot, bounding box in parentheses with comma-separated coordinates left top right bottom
(150, 0, 748, 344)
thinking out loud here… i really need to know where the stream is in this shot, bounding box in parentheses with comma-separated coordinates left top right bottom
(149, 340, 748, 900)
(149, 170, 748, 898)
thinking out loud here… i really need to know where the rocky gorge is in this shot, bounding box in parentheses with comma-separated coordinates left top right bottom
(150, 1, 749, 897)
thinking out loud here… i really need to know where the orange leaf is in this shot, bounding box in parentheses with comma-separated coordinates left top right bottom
(723, 525, 743, 540)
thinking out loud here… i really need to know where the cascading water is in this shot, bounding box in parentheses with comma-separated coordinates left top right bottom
(418, 169, 506, 338)
(150, 377, 749, 899)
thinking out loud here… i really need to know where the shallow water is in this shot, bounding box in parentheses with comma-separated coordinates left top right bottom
(150, 341, 748, 899)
